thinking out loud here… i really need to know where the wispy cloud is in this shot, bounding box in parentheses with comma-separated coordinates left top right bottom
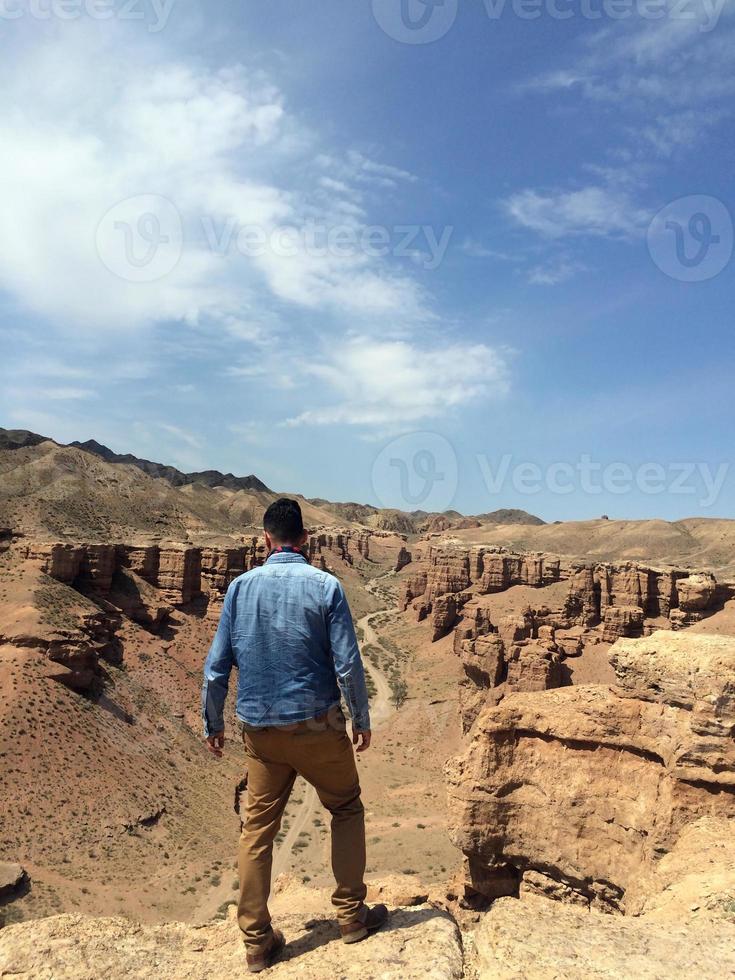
(504, 185, 649, 240)
(527, 257, 588, 286)
(7, 385, 97, 402)
(522, 0, 735, 149)
(284, 337, 510, 429)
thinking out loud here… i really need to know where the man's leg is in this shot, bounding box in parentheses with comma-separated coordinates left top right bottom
(238, 729, 296, 954)
(289, 719, 367, 926)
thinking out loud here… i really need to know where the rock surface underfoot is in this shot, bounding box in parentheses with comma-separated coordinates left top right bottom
(0, 901, 463, 980)
(473, 893, 735, 979)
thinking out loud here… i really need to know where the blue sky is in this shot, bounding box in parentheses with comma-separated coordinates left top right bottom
(0, 0, 733, 520)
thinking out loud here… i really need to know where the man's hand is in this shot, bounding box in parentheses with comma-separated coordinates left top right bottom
(352, 727, 371, 753)
(206, 731, 225, 757)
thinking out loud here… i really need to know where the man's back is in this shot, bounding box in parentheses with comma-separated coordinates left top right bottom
(202, 548, 370, 734)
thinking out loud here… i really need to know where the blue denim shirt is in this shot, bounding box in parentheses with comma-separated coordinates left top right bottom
(201, 550, 370, 735)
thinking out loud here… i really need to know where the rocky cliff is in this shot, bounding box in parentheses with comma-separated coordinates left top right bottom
(400, 543, 726, 646)
(2, 529, 372, 692)
(24, 529, 369, 608)
(446, 630, 735, 914)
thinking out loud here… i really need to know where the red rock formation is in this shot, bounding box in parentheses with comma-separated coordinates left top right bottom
(426, 547, 471, 598)
(670, 572, 718, 628)
(402, 544, 722, 644)
(505, 626, 563, 693)
(119, 545, 159, 582)
(77, 544, 117, 593)
(446, 631, 735, 913)
(431, 593, 459, 641)
(477, 553, 560, 593)
(200, 547, 247, 598)
(157, 548, 201, 605)
(394, 546, 412, 572)
(399, 569, 428, 612)
(25, 529, 371, 612)
(602, 604, 645, 643)
(30, 543, 85, 583)
(452, 604, 567, 731)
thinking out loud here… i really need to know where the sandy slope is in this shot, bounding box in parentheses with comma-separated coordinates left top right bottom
(449, 517, 735, 575)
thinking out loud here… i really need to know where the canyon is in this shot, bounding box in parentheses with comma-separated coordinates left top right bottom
(1, 432, 735, 977)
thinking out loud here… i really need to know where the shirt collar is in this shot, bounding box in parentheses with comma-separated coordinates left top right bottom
(265, 546, 308, 564)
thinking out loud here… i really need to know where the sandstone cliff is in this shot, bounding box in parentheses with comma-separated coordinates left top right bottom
(0, 529, 372, 693)
(400, 543, 727, 648)
(25, 530, 369, 607)
(446, 630, 735, 914)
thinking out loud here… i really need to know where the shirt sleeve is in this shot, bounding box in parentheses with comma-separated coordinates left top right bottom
(201, 585, 235, 737)
(326, 578, 371, 732)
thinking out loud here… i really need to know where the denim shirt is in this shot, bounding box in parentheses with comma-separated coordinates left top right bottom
(201, 550, 370, 736)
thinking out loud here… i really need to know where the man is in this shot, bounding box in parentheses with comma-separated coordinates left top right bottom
(202, 498, 388, 973)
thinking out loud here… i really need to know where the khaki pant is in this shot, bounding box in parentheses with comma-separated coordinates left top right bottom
(237, 708, 367, 953)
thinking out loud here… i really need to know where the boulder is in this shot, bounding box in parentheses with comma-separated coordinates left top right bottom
(0, 862, 27, 901)
(394, 546, 412, 572)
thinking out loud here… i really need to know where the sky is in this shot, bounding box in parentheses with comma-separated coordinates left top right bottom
(0, 0, 733, 520)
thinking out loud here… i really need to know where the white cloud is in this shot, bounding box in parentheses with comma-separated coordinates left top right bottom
(156, 422, 204, 450)
(0, 22, 427, 334)
(7, 385, 96, 402)
(512, 0, 735, 193)
(527, 257, 587, 286)
(524, 1, 735, 127)
(504, 186, 649, 239)
(284, 337, 510, 428)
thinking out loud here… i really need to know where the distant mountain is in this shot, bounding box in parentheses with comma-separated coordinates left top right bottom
(0, 428, 48, 451)
(307, 499, 378, 524)
(475, 509, 545, 526)
(306, 498, 546, 533)
(2, 427, 542, 529)
(69, 439, 271, 493)
(0, 427, 271, 494)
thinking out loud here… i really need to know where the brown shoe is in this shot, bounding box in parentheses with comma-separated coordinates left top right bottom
(340, 904, 389, 944)
(246, 928, 286, 973)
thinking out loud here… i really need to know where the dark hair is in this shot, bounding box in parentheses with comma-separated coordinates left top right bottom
(263, 497, 304, 543)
